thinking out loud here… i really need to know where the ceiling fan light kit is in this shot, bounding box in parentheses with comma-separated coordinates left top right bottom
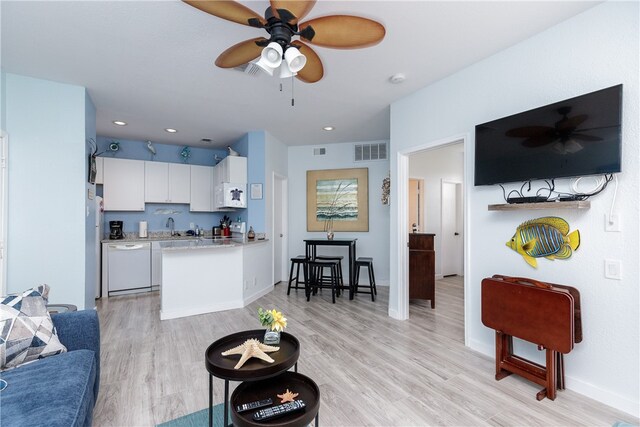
(183, 0, 386, 84)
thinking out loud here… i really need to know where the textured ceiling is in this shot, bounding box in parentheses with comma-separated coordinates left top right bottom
(1, 1, 599, 148)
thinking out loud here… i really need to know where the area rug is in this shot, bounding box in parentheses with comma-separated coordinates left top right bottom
(156, 403, 228, 427)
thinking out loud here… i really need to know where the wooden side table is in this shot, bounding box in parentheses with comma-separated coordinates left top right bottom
(205, 330, 300, 427)
(231, 371, 320, 427)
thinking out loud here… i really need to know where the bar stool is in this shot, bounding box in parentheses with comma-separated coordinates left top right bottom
(307, 259, 340, 304)
(354, 257, 377, 301)
(286, 255, 308, 295)
(314, 255, 344, 296)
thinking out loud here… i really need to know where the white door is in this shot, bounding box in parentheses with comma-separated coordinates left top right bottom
(0, 132, 7, 295)
(441, 181, 463, 276)
(273, 174, 288, 285)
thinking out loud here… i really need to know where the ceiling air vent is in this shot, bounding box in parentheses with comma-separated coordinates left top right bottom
(354, 142, 387, 162)
(233, 62, 261, 77)
(313, 147, 326, 156)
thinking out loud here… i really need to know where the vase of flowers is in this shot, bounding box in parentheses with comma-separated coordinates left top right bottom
(258, 307, 287, 345)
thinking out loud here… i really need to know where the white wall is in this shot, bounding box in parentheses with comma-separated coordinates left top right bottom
(288, 141, 390, 284)
(5, 74, 90, 309)
(265, 131, 288, 240)
(409, 142, 464, 277)
(391, 2, 639, 416)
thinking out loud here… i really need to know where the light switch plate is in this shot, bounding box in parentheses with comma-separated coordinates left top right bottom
(604, 259, 622, 280)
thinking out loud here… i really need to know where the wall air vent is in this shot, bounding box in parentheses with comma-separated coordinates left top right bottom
(233, 62, 261, 77)
(354, 142, 387, 162)
(313, 147, 326, 156)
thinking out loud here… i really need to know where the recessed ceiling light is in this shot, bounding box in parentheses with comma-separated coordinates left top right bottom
(323, 126, 335, 131)
(165, 128, 178, 133)
(113, 120, 127, 126)
(389, 73, 406, 84)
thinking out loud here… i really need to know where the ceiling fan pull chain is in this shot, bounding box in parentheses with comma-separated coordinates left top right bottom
(291, 76, 295, 107)
(280, 83, 283, 92)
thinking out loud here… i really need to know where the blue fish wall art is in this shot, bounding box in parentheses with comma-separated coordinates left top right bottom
(506, 216, 580, 268)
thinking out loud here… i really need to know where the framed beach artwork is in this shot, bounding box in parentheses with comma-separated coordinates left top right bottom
(306, 168, 369, 232)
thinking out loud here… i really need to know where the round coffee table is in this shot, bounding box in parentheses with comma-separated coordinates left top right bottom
(205, 330, 300, 427)
(231, 371, 320, 427)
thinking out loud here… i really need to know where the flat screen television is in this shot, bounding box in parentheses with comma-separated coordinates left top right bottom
(474, 84, 622, 186)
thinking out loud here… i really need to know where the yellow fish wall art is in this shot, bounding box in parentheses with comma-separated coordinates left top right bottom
(506, 216, 580, 268)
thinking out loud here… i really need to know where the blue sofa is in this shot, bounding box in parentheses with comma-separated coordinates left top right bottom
(1, 310, 100, 427)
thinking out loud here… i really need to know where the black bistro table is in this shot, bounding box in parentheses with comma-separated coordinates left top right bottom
(304, 238, 357, 300)
(205, 330, 300, 427)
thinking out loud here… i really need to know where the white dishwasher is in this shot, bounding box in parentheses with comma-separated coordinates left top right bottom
(107, 242, 151, 294)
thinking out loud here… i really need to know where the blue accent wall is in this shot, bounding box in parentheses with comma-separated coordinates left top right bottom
(96, 136, 248, 234)
(232, 131, 265, 232)
(5, 74, 88, 308)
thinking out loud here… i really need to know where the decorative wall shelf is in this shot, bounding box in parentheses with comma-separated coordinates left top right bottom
(488, 201, 591, 211)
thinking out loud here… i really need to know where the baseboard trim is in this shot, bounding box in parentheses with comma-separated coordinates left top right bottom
(468, 338, 639, 417)
(160, 300, 244, 320)
(435, 274, 444, 280)
(243, 286, 274, 305)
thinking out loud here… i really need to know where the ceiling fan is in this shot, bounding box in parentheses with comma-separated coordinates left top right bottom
(506, 107, 603, 154)
(183, 0, 386, 83)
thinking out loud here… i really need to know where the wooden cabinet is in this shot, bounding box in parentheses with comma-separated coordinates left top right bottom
(145, 161, 190, 204)
(216, 156, 247, 183)
(409, 233, 435, 308)
(103, 158, 145, 211)
(189, 165, 215, 212)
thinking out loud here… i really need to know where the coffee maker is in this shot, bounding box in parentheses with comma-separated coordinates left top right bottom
(109, 221, 124, 240)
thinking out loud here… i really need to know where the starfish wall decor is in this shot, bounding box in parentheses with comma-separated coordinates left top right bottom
(221, 339, 280, 369)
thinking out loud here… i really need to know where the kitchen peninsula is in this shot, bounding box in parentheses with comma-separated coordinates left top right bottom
(159, 238, 271, 320)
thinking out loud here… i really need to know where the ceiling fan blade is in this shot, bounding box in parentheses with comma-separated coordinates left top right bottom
(291, 41, 323, 83)
(299, 15, 386, 49)
(215, 37, 268, 68)
(505, 126, 555, 138)
(270, 0, 317, 24)
(183, 1, 266, 27)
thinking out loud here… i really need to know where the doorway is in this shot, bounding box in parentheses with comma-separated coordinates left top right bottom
(272, 173, 288, 285)
(398, 135, 468, 343)
(441, 180, 463, 276)
(408, 178, 424, 232)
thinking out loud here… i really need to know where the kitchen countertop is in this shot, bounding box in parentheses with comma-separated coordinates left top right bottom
(160, 238, 269, 251)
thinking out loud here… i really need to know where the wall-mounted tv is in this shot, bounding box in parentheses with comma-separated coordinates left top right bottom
(474, 84, 622, 186)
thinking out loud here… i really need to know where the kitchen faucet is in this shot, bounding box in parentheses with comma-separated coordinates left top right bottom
(166, 217, 175, 236)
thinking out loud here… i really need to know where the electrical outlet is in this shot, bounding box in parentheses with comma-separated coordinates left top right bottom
(189, 222, 195, 230)
(604, 259, 622, 280)
(605, 213, 621, 232)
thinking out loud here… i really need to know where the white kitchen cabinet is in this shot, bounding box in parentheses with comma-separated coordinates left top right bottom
(95, 156, 104, 185)
(103, 157, 145, 211)
(190, 165, 215, 212)
(145, 162, 190, 204)
(217, 156, 247, 183)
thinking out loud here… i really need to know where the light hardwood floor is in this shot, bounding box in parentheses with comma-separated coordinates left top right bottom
(94, 277, 637, 426)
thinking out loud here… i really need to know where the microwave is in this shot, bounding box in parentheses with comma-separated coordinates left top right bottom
(216, 183, 247, 208)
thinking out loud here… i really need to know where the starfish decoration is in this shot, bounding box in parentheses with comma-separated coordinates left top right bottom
(221, 339, 279, 369)
(277, 389, 299, 403)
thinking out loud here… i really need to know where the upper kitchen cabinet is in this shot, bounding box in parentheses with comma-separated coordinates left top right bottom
(103, 158, 145, 211)
(190, 165, 215, 212)
(95, 156, 104, 185)
(145, 162, 190, 204)
(217, 156, 247, 183)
